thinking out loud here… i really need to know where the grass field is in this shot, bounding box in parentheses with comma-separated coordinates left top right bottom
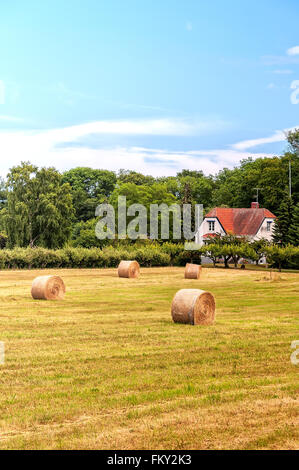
(0, 267, 298, 450)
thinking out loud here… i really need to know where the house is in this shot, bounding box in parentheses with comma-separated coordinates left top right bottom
(195, 202, 276, 246)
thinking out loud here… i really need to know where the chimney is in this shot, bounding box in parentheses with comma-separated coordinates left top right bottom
(251, 202, 259, 209)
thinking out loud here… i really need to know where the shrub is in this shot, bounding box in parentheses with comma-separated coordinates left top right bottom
(0, 245, 171, 269)
(264, 245, 299, 271)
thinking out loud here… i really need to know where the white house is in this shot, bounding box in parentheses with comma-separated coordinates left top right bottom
(195, 202, 276, 245)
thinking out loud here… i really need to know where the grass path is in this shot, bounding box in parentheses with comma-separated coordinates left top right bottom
(0, 267, 298, 449)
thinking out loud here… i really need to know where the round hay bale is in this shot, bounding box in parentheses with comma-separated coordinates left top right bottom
(117, 260, 140, 278)
(184, 263, 202, 279)
(171, 289, 215, 326)
(31, 275, 66, 300)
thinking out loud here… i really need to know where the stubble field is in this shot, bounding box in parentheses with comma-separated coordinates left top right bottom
(0, 266, 298, 449)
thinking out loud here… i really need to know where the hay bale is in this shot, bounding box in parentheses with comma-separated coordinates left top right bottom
(184, 263, 202, 279)
(117, 260, 140, 278)
(171, 289, 215, 325)
(31, 275, 66, 300)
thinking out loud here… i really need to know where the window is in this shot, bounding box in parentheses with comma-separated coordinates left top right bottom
(208, 220, 215, 232)
(267, 221, 272, 232)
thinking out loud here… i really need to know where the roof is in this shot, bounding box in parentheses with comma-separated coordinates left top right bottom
(204, 207, 276, 236)
(203, 233, 218, 239)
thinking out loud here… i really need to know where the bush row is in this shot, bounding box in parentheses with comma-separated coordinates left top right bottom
(0, 246, 173, 269)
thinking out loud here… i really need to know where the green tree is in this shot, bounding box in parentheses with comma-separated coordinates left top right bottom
(202, 243, 222, 268)
(288, 202, 299, 246)
(4, 162, 74, 248)
(203, 234, 257, 268)
(287, 128, 299, 153)
(250, 238, 269, 265)
(0, 177, 8, 232)
(72, 218, 110, 248)
(264, 244, 299, 271)
(117, 170, 155, 186)
(110, 182, 178, 241)
(272, 194, 294, 245)
(62, 167, 116, 221)
(212, 153, 299, 213)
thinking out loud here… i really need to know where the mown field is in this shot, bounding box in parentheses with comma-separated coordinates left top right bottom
(0, 267, 298, 450)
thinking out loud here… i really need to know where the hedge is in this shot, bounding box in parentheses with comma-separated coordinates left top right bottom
(0, 246, 171, 269)
(0, 243, 297, 270)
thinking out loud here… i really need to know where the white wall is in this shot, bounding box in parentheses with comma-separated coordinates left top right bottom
(195, 216, 275, 245)
(254, 218, 275, 242)
(195, 217, 225, 245)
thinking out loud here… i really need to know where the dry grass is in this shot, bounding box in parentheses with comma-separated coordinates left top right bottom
(0, 267, 298, 450)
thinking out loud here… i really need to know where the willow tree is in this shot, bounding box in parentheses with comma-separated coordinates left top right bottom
(4, 162, 74, 248)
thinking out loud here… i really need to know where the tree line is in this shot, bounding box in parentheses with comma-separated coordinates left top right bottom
(0, 130, 298, 253)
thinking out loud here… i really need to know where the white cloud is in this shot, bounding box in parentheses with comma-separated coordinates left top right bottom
(272, 69, 293, 75)
(232, 127, 299, 151)
(38, 117, 230, 140)
(287, 46, 299, 56)
(0, 118, 277, 178)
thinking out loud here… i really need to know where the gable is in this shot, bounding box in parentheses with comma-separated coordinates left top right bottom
(204, 207, 276, 236)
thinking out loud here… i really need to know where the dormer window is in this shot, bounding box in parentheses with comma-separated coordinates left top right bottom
(208, 220, 215, 231)
(267, 221, 272, 232)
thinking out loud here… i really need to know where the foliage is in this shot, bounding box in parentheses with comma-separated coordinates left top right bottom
(117, 170, 155, 186)
(250, 238, 270, 264)
(202, 237, 258, 268)
(288, 202, 299, 246)
(0, 231, 8, 249)
(72, 218, 109, 248)
(0, 128, 299, 253)
(0, 245, 170, 269)
(264, 244, 299, 271)
(3, 163, 74, 249)
(62, 167, 116, 221)
(272, 194, 294, 245)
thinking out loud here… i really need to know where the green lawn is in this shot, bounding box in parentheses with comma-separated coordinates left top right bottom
(0, 267, 298, 449)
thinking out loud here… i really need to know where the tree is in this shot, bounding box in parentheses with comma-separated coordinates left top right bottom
(202, 243, 222, 267)
(288, 202, 299, 246)
(203, 234, 257, 267)
(4, 162, 74, 248)
(211, 153, 299, 213)
(110, 182, 178, 240)
(264, 245, 299, 271)
(62, 167, 116, 221)
(72, 218, 109, 248)
(117, 170, 155, 186)
(287, 128, 299, 153)
(250, 238, 269, 265)
(272, 194, 294, 245)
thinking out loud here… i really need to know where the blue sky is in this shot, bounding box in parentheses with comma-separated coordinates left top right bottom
(0, 0, 299, 176)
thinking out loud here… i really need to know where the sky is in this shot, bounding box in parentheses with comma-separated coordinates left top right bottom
(0, 0, 299, 177)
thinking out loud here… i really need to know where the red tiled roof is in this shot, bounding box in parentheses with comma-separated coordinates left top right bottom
(203, 233, 218, 238)
(205, 207, 276, 236)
